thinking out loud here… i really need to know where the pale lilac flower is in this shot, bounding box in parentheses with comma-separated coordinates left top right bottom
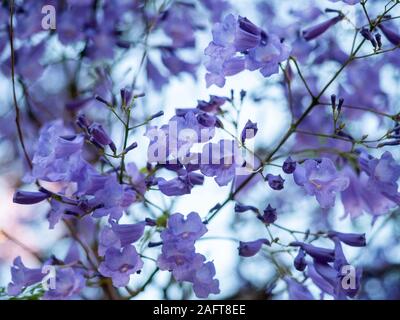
(294, 158, 349, 208)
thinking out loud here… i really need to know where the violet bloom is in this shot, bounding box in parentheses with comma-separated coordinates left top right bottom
(293, 158, 349, 209)
(245, 32, 291, 77)
(99, 245, 143, 287)
(290, 241, 335, 263)
(284, 277, 314, 300)
(234, 202, 259, 213)
(258, 204, 277, 224)
(282, 157, 296, 174)
(200, 140, 243, 186)
(43, 267, 85, 300)
(161, 212, 207, 246)
(378, 23, 400, 46)
(238, 239, 270, 257)
(328, 231, 366, 247)
(157, 212, 220, 298)
(88, 123, 116, 152)
(31, 121, 86, 183)
(13, 190, 50, 205)
(241, 120, 258, 144)
(158, 171, 204, 196)
(266, 174, 285, 190)
(359, 151, 400, 205)
(98, 221, 146, 256)
(303, 15, 343, 41)
(191, 261, 221, 298)
(341, 166, 397, 218)
(204, 14, 291, 87)
(92, 176, 137, 221)
(7, 257, 44, 296)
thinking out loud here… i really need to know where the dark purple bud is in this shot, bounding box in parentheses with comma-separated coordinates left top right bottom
(89, 123, 113, 147)
(134, 93, 146, 98)
(13, 190, 50, 205)
(258, 204, 277, 224)
(265, 174, 285, 190)
(282, 157, 296, 174)
(238, 239, 270, 257)
(378, 23, 400, 46)
(120, 87, 133, 107)
(289, 241, 335, 263)
(240, 90, 247, 103)
(360, 27, 377, 49)
(331, 94, 337, 111)
(149, 111, 164, 120)
(95, 95, 112, 107)
(145, 218, 157, 226)
(234, 202, 259, 213)
(303, 15, 343, 41)
(328, 231, 366, 247)
(76, 114, 91, 129)
(375, 33, 382, 49)
(337, 98, 344, 113)
(124, 141, 138, 154)
(377, 140, 400, 147)
(241, 120, 258, 144)
(294, 248, 307, 272)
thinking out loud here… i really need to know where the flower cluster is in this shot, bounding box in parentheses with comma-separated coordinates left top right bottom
(157, 213, 220, 298)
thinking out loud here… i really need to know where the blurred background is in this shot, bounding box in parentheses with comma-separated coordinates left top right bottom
(0, 0, 400, 299)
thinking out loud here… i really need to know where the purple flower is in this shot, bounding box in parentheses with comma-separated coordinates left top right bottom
(191, 261, 221, 298)
(157, 212, 219, 298)
(204, 14, 291, 87)
(234, 203, 259, 213)
(290, 241, 335, 263)
(200, 140, 243, 186)
(111, 221, 146, 247)
(303, 15, 343, 41)
(31, 121, 86, 183)
(99, 245, 143, 287)
(13, 190, 50, 205)
(92, 176, 137, 221)
(258, 204, 277, 224)
(158, 171, 204, 196)
(266, 174, 285, 190)
(284, 277, 314, 300)
(282, 157, 296, 174)
(328, 231, 366, 247)
(359, 151, 400, 205)
(88, 123, 116, 152)
(341, 166, 397, 218)
(241, 120, 258, 144)
(238, 239, 270, 257)
(7, 257, 44, 296)
(245, 33, 291, 77)
(161, 212, 207, 245)
(378, 23, 400, 46)
(43, 267, 85, 300)
(293, 158, 349, 208)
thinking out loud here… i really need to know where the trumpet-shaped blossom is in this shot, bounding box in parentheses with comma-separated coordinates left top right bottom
(293, 158, 349, 208)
